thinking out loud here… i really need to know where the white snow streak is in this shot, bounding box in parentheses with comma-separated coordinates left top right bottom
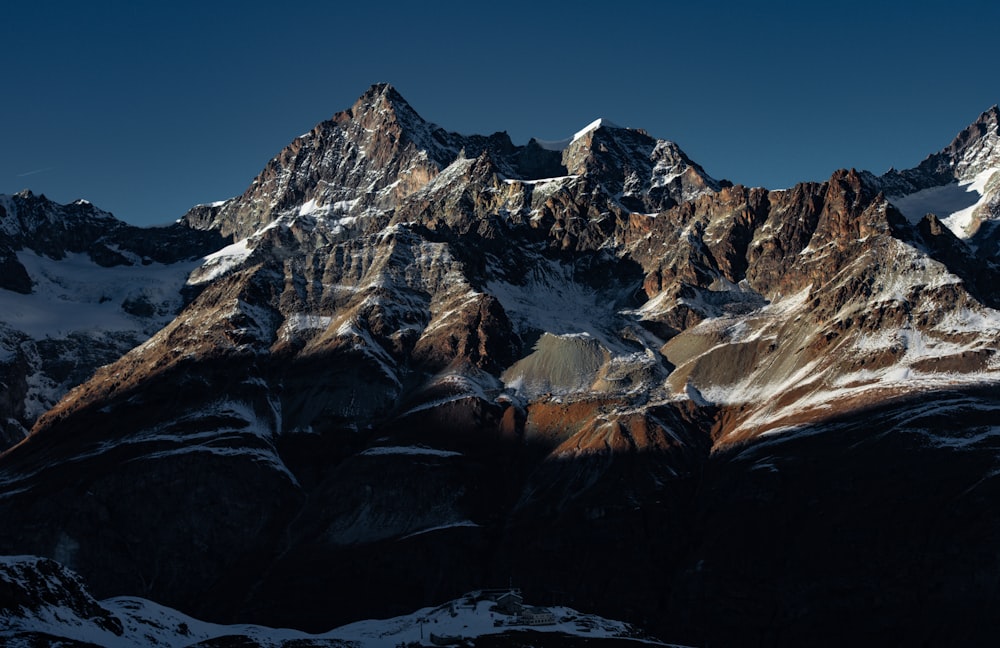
(572, 117, 622, 142)
(358, 445, 462, 458)
(889, 169, 996, 238)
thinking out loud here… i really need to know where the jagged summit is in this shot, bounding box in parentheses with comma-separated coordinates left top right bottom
(947, 104, 1000, 173)
(343, 82, 420, 125)
(970, 103, 999, 131)
(356, 81, 404, 103)
(348, 82, 427, 125)
(916, 103, 1000, 186)
(180, 85, 718, 239)
(337, 82, 458, 165)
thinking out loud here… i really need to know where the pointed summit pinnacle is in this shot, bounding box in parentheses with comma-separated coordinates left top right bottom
(952, 105, 999, 145)
(941, 104, 1000, 178)
(344, 83, 433, 141)
(359, 82, 403, 103)
(352, 83, 414, 116)
(977, 104, 999, 129)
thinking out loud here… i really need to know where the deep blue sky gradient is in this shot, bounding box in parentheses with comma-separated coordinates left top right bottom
(3, 0, 998, 226)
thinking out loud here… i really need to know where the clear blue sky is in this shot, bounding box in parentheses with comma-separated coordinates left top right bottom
(3, 0, 998, 226)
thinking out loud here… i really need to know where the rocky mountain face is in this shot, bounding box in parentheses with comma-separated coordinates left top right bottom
(2, 85, 1000, 647)
(864, 105, 1000, 251)
(0, 191, 224, 449)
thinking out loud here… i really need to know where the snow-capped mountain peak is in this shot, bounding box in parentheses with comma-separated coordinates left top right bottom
(867, 106, 1000, 243)
(948, 104, 1000, 181)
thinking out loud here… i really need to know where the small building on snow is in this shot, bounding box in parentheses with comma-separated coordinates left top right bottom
(518, 606, 556, 625)
(495, 590, 524, 615)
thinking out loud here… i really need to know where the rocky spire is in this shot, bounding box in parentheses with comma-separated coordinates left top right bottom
(867, 105, 1000, 201)
(942, 104, 1000, 181)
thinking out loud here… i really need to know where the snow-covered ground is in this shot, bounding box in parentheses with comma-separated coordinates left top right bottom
(0, 557, 684, 647)
(0, 251, 198, 338)
(889, 169, 997, 239)
(0, 251, 204, 430)
(484, 255, 629, 351)
(187, 237, 252, 285)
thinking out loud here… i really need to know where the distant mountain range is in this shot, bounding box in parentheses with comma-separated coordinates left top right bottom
(2, 84, 999, 647)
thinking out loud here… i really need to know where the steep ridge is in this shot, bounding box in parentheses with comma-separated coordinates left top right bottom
(2, 87, 1000, 645)
(865, 105, 1000, 249)
(0, 191, 224, 449)
(179, 83, 718, 241)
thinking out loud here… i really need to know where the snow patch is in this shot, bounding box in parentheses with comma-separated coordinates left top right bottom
(935, 306, 1000, 334)
(359, 445, 462, 458)
(298, 198, 321, 216)
(296, 197, 360, 217)
(400, 520, 479, 539)
(889, 169, 996, 238)
(279, 313, 334, 337)
(0, 251, 198, 338)
(943, 169, 996, 235)
(330, 595, 659, 647)
(503, 175, 579, 186)
(188, 238, 252, 285)
(484, 255, 628, 351)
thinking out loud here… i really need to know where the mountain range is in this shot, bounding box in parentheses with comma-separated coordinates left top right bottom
(2, 83, 1000, 647)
